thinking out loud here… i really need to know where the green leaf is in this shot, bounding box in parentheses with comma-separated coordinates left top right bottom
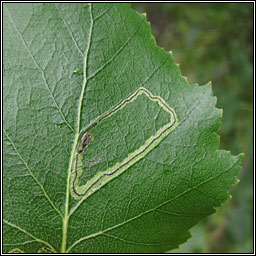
(3, 3, 243, 253)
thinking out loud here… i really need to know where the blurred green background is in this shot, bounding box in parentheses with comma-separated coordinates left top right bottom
(132, 3, 253, 253)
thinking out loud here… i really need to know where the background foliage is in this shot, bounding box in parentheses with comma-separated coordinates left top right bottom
(133, 3, 253, 253)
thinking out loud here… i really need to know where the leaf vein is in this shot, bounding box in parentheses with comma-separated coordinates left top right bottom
(3, 219, 57, 253)
(3, 129, 63, 218)
(4, 240, 37, 246)
(54, 4, 84, 57)
(87, 18, 144, 81)
(62, 3, 94, 253)
(155, 209, 198, 218)
(102, 233, 162, 247)
(67, 159, 239, 251)
(4, 5, 75, 133)
(94, 6, 113, 21)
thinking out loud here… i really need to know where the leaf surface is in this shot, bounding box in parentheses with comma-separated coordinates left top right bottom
(3, 3, 242, 253)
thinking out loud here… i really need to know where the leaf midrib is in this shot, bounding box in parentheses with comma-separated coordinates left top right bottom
(3, 3, 239, 253)
(4, 4, 195, 252)
(4, 3, 147, 252)
(61, 3, 93, 253)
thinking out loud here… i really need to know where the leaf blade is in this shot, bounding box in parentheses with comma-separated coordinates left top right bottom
(3, 3, 242, 253)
